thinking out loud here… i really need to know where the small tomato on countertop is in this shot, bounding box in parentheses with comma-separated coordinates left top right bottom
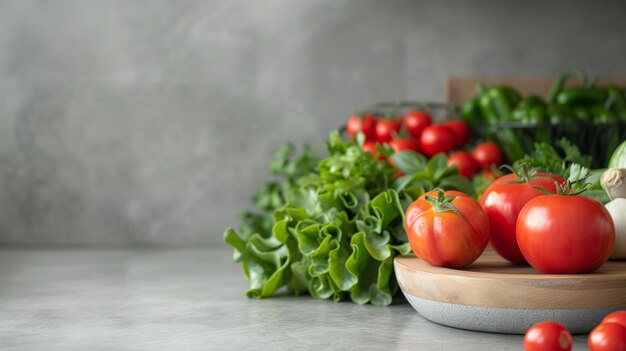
(588, 322, 626, 351)
(524, 321, 572, 351)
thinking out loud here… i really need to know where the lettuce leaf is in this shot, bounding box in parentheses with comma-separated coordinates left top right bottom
(224, 131, 473, 305)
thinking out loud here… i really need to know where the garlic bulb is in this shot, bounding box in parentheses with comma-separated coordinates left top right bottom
(605, 198, 626, 260)
(601, 168, 626, 200)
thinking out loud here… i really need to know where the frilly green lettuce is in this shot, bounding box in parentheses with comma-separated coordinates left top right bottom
(225, 131, 474, 305)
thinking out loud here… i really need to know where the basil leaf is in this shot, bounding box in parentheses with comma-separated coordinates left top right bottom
(390, 151, 427, 174)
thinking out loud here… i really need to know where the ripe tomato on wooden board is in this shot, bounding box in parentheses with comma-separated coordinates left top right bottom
(404, 189, 489, 268)
(588, 322, 626, 351)
(346, 114, 377, 140)
(419, 125, 456, 157)
(447, 151, 478, 178)
(404, 110, 431, 137)
(524, 321, 572, 351)
(517, 195, 615, 274)
(471, 142, 502, 169)
(480, 172, 565, 264)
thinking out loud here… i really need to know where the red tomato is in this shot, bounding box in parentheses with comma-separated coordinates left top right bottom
(442, 120, 470, 147)
(602, 311, 626, 329)
(447, 151, 478, 178)
(404, 111, 432, 137)
(388, 138, 420, 153)
(471, 142, 502, 169)
(362, 141, 381, 157)
(419, 125, 456, 157)
(346, 114, 377, 140)
(375, 119, 401, 143)
(517, 195, 615, 274)
(524, 321, 572, 351)
(481, 169, 499, 182)
(404, 190, 489, 268)
(481, 173, 565, 264)
(588, 322, 626, 351)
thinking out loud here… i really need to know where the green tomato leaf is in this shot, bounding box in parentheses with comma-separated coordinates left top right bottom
(568, 163, 591, 184)
(390, 151, 427, 174)
(355, 132, 366, 147)
(437, 175, 476, 197)
(428, 153, 449, 181)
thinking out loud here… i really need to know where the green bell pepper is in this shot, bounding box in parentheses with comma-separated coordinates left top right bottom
(556, 87, 608, 108)
(547, 70, 588, 104)
(461, 98, 483, 124)
(591, 106, 617, 124)
(605, 86, 626, 122)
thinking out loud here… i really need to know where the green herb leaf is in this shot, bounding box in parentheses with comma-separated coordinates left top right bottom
(390, 151, 427, 174)
(514, 138, 591, 178)
(427, 153, 448, 181)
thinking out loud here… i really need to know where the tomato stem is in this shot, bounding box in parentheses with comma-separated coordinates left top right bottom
(424, 189, 460, 214)
(500, 163, 536, 183)
(532, 164, 591, 196)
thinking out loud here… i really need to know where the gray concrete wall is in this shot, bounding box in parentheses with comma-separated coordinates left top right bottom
(1, 0, 625, 245)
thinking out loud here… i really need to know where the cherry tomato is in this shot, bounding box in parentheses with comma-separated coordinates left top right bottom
(471, 142, 502, 169)
(442, 120, 470, 147)
(404, 111, 432, 137)
(481, 173, 565, 264)
(447, 151, 478, 178)
(404, 190, 489, 268)
(602, 311, 626, 329)
(524, 321, 572, 351)
(517, 195, 615, 274)
(346, 114, 377, 140)
(481, 169, 499, 182)
(362, 141, 382, 159)
(375, 118, 401, 143)
(388, 138, 420, 153)
(588, 322, 626, 351)
(419, 125, 456, 157)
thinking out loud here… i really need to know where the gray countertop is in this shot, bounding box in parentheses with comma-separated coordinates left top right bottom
(0, 246, 590, 350)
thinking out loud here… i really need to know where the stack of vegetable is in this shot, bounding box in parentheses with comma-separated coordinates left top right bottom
(225, 72, 626, 307)
(462, 70, 626, 167)
(346, 105, 503, 183)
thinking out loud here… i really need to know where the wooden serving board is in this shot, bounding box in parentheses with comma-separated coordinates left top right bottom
(394, 251, 626, 334)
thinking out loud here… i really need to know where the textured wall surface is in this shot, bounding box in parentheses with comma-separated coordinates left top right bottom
(1, 0, 625, 244)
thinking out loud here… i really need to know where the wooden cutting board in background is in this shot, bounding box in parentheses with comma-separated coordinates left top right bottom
(446, 77, 626, 103)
